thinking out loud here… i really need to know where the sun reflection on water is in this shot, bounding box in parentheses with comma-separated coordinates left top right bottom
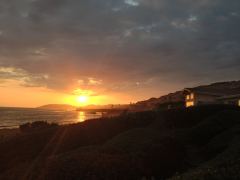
(77, 111, 86, 122)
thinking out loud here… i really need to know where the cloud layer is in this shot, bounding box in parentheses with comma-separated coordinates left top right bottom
(0, 0, 240, 99)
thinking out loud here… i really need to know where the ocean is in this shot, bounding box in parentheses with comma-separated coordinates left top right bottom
(0, 107, 102, 129)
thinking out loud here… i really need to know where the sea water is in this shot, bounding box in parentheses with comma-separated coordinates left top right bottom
(0, 107, 102, 129)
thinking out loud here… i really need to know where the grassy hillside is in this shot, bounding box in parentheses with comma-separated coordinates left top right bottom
(0, 105, 239, 180)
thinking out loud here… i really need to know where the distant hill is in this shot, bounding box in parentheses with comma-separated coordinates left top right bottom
(82, 104, 130, 110)
(136, 90, 184, 105)
(130, 91, 185, 111)
(38, 104, 76, 111)
(38, 104, 130, 111)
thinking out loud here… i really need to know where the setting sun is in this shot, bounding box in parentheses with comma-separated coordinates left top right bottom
(77, 95, 89, 104)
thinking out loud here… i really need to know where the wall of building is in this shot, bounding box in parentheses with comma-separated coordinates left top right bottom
(185, 92, 220, 107)
(185, 93, 195, 107)
(185, 91, 240, 108)
(221, 98, 240, 106)
(195, 94, 218, 105)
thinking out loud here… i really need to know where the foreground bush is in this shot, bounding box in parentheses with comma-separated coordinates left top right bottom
(19, 121, 58, 132)
(0, 105, 238, 180)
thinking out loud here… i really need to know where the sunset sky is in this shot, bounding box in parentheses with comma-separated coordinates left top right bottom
(0, 0, 240, 107)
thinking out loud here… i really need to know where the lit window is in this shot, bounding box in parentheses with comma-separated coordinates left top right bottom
(190, 93, 194, 99)
(186, 95, 190, 100)
(238, 100, 240, 106)
(186, 101, 194, 107)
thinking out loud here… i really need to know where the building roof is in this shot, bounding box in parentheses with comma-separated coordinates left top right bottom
(184, 89, 223, 96)
(184, 81, 240, 97)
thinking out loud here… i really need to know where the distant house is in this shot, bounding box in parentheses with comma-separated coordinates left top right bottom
(184, 88, 240, 107)
(217, 94, 240, 106)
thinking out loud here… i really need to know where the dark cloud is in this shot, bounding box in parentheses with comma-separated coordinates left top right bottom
(0, 0, 239, 97)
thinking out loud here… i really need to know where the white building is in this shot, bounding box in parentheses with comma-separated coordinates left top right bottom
(184, 88, 240, 107)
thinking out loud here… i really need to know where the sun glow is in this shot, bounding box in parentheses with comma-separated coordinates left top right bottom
(77, 95, 89, 104)
(63, 88, 111, 106)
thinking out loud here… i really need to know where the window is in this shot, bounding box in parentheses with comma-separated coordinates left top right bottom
(238, 99, 240, 107)
(186, 101, 194, 107)
(186, 95, 190, 100)
(190, 93, 194, 99)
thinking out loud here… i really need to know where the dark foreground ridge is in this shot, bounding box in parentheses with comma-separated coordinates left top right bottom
(0, 105, 240, 180)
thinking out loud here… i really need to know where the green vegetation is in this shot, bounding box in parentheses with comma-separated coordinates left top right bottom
(0, 105, 239, 180)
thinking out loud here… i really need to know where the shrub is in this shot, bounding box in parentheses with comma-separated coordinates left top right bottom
(19, 121, 58, 133)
